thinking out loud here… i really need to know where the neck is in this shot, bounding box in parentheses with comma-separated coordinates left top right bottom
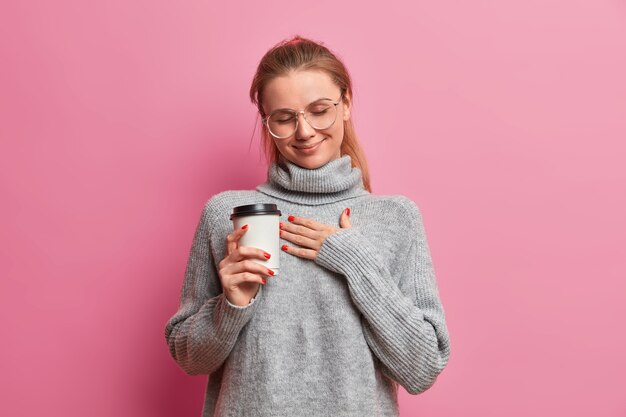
(256, 154, 369, 205)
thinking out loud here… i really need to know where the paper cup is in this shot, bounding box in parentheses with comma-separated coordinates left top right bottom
(230, 203, 282, 276)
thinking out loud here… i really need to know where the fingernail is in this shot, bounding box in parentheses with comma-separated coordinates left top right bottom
(279, 222, 283, 229)
(267, 269, 275, 276)
(262, 278, 267, 284)
(345, 208, 351, 216)
(241, 224, 248, 230)
(288, 215, 295, 222)
(281, 244, 288, 251)
(264, 252, 271, 259)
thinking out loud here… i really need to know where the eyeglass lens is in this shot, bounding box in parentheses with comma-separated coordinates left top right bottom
(266, 99, 338, 138)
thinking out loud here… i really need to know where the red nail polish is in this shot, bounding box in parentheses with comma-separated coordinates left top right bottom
(241, 224, 248, 230)
(281, 244, 288, 251)
(288, 215, 295, 222)
(346, 208, 351, 216)
(262, 278, 267, 284)
(279, 222, 283, 229)
(264, 252, 271, 259)
(267, 269, 274, 276)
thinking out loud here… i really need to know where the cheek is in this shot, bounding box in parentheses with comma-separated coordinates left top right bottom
(273, 140, 288, 152)
(330, 122, 344, 138)
(323, 118, 342, 137)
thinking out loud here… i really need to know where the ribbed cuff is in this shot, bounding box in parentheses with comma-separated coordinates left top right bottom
(214, 285, 263, 338)
(224, 285, 262, 309)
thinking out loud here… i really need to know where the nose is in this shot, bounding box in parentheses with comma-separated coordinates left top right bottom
(295, 111, 315, 140)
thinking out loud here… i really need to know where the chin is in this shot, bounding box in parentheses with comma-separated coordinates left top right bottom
(292, 156, 326, 169)
(283, 153, 330, 169)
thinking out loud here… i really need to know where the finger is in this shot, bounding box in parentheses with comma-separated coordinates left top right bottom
(228, 259, 275, 277)
(280, 229, 321, 250)
(229, 245, 272, 263)
(228, 271, 267, 287)
(226, 224, 248, 256)
(287, 214, 324, 231)
(340, 207, 352, 228)
(281, 243, 317, 260)
(280, 221, 320, 240)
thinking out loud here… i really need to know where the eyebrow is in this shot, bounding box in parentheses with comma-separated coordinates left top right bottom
(269, 97, 334, 114)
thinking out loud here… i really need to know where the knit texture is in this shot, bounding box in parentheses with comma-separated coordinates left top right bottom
(164, 155, 451, 417)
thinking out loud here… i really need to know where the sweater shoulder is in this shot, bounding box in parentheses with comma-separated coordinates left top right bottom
(348, 194, 425, 261)
(202, 189, 260, 219)
(364, 193, 423, 229)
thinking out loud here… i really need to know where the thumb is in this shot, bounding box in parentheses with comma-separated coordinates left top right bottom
(340, 207, 352, 228)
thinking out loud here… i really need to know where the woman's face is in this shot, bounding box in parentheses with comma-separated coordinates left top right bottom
(262, 70, 351, 169)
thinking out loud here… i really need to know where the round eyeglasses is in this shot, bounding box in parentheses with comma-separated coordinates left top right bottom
(262, 94, 343, 139)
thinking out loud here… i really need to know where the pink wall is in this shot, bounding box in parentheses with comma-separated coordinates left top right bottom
(1, 1, 625, 416)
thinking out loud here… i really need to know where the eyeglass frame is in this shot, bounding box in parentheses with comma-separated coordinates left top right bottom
(261, 92, 344, 139)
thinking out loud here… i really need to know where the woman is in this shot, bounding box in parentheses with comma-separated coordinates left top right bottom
(165, 35, 451, 417)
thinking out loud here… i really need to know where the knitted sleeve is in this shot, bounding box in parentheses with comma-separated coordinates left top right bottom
(314, 198, 451, 394)
(164, 198, 262, 375)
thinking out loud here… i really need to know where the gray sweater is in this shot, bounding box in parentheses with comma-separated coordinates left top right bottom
(164, 155, 451, 417)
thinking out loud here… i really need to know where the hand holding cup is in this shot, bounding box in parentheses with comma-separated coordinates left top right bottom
(218, 225, 275, 307)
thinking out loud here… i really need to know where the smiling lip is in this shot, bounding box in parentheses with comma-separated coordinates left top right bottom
(294, 139, 325, 151)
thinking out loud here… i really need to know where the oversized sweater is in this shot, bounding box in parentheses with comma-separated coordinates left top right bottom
(164, 154, 451, 417)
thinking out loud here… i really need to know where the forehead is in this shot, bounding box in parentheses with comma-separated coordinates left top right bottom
(262, 70, 340, 113)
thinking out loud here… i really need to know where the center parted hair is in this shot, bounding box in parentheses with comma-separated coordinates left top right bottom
(249, 35, 372, 193)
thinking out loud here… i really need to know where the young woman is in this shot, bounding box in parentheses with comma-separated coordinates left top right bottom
(165, 35, 451, 417)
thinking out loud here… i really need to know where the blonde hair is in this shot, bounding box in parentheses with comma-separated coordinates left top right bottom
(249, 35, 372, 193)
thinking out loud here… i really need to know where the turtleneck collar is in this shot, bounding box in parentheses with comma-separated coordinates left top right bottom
(256, 154, 370, 205)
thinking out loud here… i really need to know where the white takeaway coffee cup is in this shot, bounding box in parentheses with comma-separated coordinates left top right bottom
(230, 203, 282, 276)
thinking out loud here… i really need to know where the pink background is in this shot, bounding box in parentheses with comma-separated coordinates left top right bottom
(1, 1, 625, 416)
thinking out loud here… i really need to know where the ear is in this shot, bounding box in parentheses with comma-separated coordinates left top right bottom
(342, 92, 352, 121)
